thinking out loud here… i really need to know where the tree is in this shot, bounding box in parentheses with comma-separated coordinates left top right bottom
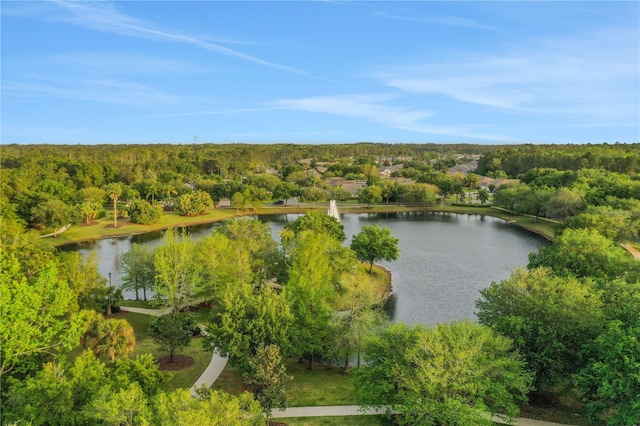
(154, 228, 202, 314)
(176, 189, 214, 216)
(357, 185, 382, 207)
(301, 186, 326, 208)
(152, 389, 263, 426)
(350, 225, 400, 273)
(519, 187, 553, 221)
(104, 183, 123, 227)
(231, 191, 246, 214)
(353, 321, 532, 426)
(121, 243, 156, 301)
(149, 313, 193, 363)
(243, 344, 292, 423)
(380, 180, 400, 204)
(463, 173, 480, 201)
(493, 182, 531, 212)
(57, 251, 109, 311)
(207, 283, 292, 373)
(1, 254, 91, 377)
(477, 188, 490, 204)
(546, 187, 585, 219)
(127, 199, 162, 225)
(330, 271, 386, 372)
(476, 267, 604, 390)
(401, 183, 437, 208)
(87, 382, 151, 426)
(576, 320, 640, 426)
(78, 200, 101, 224)
(272, 181, 299, 206)
(30, 198, 75, 232)
(286, 231, 353, 369)
(284, 210, 346, 242)
(528, 228, 637, 283)
(86, 317, 136, 362)
(327, 184, 351, 201)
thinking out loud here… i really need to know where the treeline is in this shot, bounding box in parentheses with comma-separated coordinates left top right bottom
(477, 143, 640, 177)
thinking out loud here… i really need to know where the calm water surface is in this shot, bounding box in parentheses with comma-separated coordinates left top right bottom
(61, 212, 548, 326)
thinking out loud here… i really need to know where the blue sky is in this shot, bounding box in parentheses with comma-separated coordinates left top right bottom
(2, 1, 639, 145)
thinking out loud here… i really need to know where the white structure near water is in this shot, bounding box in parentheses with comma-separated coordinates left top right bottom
(328, 199, 340, 221)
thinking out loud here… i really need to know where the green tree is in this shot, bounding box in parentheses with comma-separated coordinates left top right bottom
(357, 185, 382, 207)
(57, 251, 109, 311)
(577, 320, 640, 426)
(301, 186, 326, 208)
(477, 188, 490, 204)
(121, 243, 156, 301)
(176, 189, 214, 216)
(350, 225, 400, 273)
(327, 184, 351, 201)
(284, 210, 346, 242)
(463, 173, 480, 200)
(272, 181, 299, 206)
(154, 228, 202, 314)
(546, 187, 585, 219)
(1, 254, 90, 377)
(380, 180, 400, 204)
(207, 283, 292, 373)
(149, 313, 193, 363)
(86, 317, 136, 362)
(243, 344, 292, 423)
(353, 321, 532, 426)
(78, 200, 102, 224)
(104, 183, 123, 228)
(87, 382, 151, 426)
(286, 231, 350, 369)
(231, 191, 246, 214)
(152, 389, 263, 426)
(127, 199, 162, 225)
(476, 267, 604, 390)
(519, 187, 554, 221)
(528, 228, 637, 283)
(30, 198, 75, 232)
(401, 183, 437, 208)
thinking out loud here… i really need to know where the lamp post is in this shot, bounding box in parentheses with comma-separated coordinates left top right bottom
(107, 272, 112, 316)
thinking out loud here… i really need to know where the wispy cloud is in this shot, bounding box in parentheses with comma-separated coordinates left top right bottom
(372, 11, 503, 32)
(47, 52, 206, 75)
(4, 75, 180, 108)
(47, 0, 308, 75)
(271, 94, 514, 141)
(372, 28, 639, 121)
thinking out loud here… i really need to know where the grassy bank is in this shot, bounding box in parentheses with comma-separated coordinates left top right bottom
(43, 203, 556, 249)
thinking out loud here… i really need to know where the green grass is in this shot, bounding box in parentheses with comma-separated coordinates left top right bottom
(124, 312, 213, 390)
(211, 359, 358, 407)
(44, 203, 556, 249)
(278, 416, 392, 426)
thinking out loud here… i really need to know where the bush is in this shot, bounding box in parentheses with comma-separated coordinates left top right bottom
(177, 190, 214, 216)
(128, 199, 162, 224)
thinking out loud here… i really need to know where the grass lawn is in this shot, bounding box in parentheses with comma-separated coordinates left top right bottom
(278, 416, 392, 426)
(119, 300, 156, 308)
(124, 312, 213, 390)
(333, 263, 390, 311)
(211, 359, 358, 407)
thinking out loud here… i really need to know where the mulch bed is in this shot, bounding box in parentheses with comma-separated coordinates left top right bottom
(157, 355, 194, 371)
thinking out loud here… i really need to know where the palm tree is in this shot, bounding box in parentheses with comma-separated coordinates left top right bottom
(104, 183, 123, 228)
(87, 318, 136, 362)
(463, 173, 480, 202)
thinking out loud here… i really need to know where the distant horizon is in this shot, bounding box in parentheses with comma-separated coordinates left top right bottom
(2, 1, 638, 145)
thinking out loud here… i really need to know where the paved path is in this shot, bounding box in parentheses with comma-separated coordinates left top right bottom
(272, 406, 573, 425)
(120, 305, 229, 396)
(120, 305, 576, 426)
(621, 243, 640, 260)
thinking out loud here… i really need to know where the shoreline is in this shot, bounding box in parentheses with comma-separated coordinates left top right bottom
(50, 204, 556, 248)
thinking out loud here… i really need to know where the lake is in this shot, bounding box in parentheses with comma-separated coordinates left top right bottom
(61, 212, 548, 326)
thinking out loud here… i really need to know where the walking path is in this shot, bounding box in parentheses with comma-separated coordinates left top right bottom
(120, 305, 576, 426)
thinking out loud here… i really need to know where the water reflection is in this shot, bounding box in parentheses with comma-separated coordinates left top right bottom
(61, 212, 548, 326)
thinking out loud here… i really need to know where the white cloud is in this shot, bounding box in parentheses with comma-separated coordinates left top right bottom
(271, 94, 514, 141)
(372, 28, 639, 121)
(47, 0, 308, 75)
(372, 11, 503, 33)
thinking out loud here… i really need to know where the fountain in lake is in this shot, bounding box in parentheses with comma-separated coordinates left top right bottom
(328, 199, 340, 221)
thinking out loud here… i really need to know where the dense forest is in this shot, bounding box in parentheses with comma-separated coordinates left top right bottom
(1, 142, 639, 425)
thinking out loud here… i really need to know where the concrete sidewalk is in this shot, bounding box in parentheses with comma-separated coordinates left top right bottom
(272, 406, 574, 425)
